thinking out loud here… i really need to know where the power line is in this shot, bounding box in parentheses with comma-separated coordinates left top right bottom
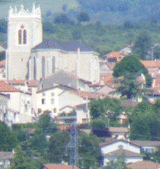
(65, 123, 82, 168)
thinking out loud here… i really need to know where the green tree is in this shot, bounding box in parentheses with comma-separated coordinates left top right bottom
(91, 118, 111, 137)
(54, 14, 74, 25)
(130, 101, 160, 140)
(79, 133, 101, 169)
(90, 99, 104, 119)
(48, 131, 69, 163)
(132, 31, 152, 60)
(37, 112, 57, 134)
(0, 121, 18, 151)
(77, 12, 90, 23)
(43, 22, 56, 33)
(28, 128, 47, 154)
(10, 147, 46, 169)
(0, 19, 7, 33)
(113, 55, 152, 87)
(115, 73, 144, 99)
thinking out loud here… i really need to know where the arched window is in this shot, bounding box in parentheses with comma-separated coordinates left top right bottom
(52, 56, 55, 73)
(18, 30, 22, 44)
(23, 29, 27, 44)
(18, 25, 27, 45)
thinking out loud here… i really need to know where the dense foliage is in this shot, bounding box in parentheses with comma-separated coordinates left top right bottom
(129, 100, 160, 140)
(76, 0, 160, 23)
(132, 31, 152, 60)
(113, 55, 152, 87)
(0, 121, 18, 151)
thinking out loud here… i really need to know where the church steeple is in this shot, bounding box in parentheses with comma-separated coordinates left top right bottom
(6, 4, 43, 80)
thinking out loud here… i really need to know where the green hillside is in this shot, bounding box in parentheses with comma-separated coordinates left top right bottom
(1, 0, 160, 24)
(0, 0, 78, 19)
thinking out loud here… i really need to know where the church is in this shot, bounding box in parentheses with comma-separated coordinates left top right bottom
(6, 4, 100, 84)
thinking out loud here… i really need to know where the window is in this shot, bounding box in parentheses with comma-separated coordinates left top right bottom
(52, 56, 55, 73)
(18, 25, 27, 45)
(118, 145, 124, 149)
(34, 57, 37, 80)
(42, 56, 45, 78)
(53, 108, 56, 113)
(51, 99, 54, 104)
(42, 99, 45, 104)
(42, 93, 45, 96)
(51, 92, 54, 96)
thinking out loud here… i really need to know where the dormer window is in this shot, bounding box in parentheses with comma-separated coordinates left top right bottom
(18, 25, 27, 45)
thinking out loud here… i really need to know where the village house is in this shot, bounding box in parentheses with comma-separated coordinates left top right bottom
(0, 81, 32, 124)
(100, 138, 144, 166)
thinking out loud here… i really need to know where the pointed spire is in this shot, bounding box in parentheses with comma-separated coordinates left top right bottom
(32, 2, 36, 13)
(14, 6, 17, 12)
(9, 5, 13, 13)
(20, 4, 24, 11)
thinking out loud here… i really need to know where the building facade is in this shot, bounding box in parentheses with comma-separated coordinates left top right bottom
(6, 4, 100, 84)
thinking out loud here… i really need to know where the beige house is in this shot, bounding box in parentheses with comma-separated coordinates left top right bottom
(0, 81, 32, 124)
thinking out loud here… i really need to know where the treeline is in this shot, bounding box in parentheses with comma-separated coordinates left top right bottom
(1, 17, 160, 55)
(76, 0, 160, 23)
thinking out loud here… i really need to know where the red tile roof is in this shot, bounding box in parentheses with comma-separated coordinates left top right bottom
(126, 161, 160, 169)
(7, 80, 26, 85)
(106, 62, 116, 70)
(43, 164, 78, 169)
(141, 60, 160, 68)
(0, 81, 22, 92)
(69, 90, 104, 99)
(0, 60, 5, 67)
(103, 52, 122, 59)
(27, 80, 39, 87)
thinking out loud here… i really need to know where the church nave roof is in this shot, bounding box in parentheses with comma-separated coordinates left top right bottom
(32, 40, 94, 52)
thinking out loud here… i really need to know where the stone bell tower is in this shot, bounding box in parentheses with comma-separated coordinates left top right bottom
(6, 3, 43, 80)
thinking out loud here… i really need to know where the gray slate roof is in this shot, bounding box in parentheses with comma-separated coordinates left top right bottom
(32, 40, 94, 52)
(39, 70, 88, 91)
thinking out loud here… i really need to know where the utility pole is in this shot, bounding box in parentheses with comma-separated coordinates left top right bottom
(65, 123, 81, 168)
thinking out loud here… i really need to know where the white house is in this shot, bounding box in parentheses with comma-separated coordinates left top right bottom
(130, 140, 160, 153)
(0, 81, 32, 124)
(100, 139, 143, 166)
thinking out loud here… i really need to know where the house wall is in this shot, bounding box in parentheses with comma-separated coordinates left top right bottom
(142, 146, 156, 153)
(59, 92, 85, 110)
(101, 141, 140, 155)
(1, 92, 32, 123)
(103, 156, 143, 166)
(36, 87, 63, 117)
(29, 50, 100, 83)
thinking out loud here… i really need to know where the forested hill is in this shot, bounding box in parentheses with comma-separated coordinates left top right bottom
(1, 0, 160, 24)
(76, 0, 160, 23)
